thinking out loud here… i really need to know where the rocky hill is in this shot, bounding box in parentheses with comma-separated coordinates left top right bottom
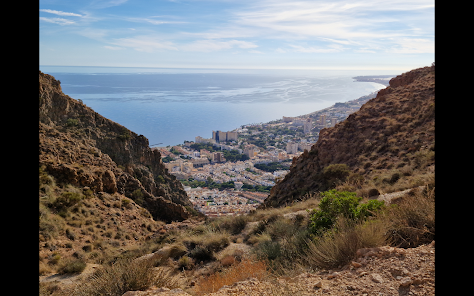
(262, 65, 435, 208)
(39, 71, 194, 222)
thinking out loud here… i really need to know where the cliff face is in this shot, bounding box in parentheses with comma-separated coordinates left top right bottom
(262, 65, 435, 208)
(39, 71, 192, 222)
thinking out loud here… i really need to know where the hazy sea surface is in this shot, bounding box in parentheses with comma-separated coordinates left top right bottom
(40, 66, 395, 147)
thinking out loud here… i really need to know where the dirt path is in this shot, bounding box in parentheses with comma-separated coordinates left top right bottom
(39, 263, 100, 286)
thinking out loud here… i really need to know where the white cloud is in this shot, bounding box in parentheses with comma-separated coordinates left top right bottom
(89, 0, 129, 9)
(184, 40, 258, 52)
(231, 0, 434, 53)
(110, 36, 178, 52)
(40, 9, 83, 17)
(40, 17, 76, 25)
(388, 38, 434, 54)
(124, 16, 187, 26)
(103, 45, 123, 50)
(289, 44, 346, 53)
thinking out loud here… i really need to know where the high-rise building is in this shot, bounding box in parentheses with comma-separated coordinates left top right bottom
(212, 131, 219, 142)
(226, 131, 238, 142)
(303, 118, 312, 134)
(320, 114, 327, 128)
(331, 117, 337, 127)
(212, 130, 238, 142)
(286, 142, 298, 154)
(212, 130, 231, 143)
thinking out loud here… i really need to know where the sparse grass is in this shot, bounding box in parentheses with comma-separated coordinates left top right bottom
(305, 216, 389, 269)
(382, 187, 435, 248)
(182, 227, 231, 262)
(194, 259, 267, 295)
(57, 258, 87, 274)
(209, 214, 249, 235)
(64, 257, 183, 296)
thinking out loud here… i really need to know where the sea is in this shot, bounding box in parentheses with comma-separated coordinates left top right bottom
(40, 66, 396, 147)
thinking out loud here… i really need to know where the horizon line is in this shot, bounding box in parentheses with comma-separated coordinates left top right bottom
(39, 64, 413, 72)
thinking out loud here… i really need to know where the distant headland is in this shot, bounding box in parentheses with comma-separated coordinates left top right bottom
(352, 75, 395, 86)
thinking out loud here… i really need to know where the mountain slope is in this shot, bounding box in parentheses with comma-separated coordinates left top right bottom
(262, 65, 435, 208)
(39, 71, 192, 222)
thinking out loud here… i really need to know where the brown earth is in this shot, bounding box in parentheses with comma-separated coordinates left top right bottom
(39, 71, 205, 276)
(120, 242, 434, 296)
(40, 71, 193, 220)
(262, 65, 435, 208)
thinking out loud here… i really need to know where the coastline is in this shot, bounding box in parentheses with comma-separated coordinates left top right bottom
(352, 75, 395, 86)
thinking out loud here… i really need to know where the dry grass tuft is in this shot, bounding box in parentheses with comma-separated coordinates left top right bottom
(305, 216, 389, 269)
(383, 187, 435, 248)
(63, 257, 183, 296)
(194, 259, 267, 295)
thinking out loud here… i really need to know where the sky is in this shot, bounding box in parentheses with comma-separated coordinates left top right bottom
(39, 0, 434, 71)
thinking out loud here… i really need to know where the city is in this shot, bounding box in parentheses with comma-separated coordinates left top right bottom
(152, 90, 378, 217)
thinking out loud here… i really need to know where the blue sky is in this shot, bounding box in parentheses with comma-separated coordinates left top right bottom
(40, 0, 434, 70)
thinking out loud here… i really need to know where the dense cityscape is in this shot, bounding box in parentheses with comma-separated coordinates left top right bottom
(152, 90, 379, 217)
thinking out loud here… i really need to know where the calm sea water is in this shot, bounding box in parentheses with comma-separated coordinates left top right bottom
(40, 66, 395, 147)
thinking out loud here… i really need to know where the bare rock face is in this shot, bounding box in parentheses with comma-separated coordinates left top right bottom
(261, 65, 435, 208)
(39, 71, 193, 222)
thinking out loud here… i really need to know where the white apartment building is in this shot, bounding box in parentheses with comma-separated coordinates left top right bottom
(286, 142, 298, 154)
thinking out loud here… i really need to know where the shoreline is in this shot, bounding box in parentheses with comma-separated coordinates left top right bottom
(352, 75, 395, 86)
(163, 89, 381, 149)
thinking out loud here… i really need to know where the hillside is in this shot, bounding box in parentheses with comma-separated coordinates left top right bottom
(40, 71, 193, 219)
(40, 68, 434, 296)
(262, 65, 435, 208)
(39, 71, 201, 275)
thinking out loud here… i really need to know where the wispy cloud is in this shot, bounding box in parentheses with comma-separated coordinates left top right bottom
(183, 40, 258, 52)
(289, 44, 346, 53)
(106, 35, 258, 53)
(388, 38, 434, 54)
(109, 36, 178, 52)
(103, 45, 123, 50)
(40, 9, 83, 17)
(124, 16, 187, 26)
(89, 0, 129, 9)
(231, 0, 434, 53)
(40, 17, 76, 25)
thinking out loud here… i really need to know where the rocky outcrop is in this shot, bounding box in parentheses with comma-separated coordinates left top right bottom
(262, 65, 435, 208)
(39, 71, 193, 222)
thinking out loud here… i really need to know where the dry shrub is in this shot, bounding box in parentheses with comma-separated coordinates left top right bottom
(384, 187, 435, 248)
(66, 257, 182, 296)
(305, 217, 389, 269)
(210, 215, 249, 235)
(57, 258, 87, 274)
(194, 259, 267, 295)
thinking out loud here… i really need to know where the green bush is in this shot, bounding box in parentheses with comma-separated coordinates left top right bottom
(254, 240, 281, 261)
(58, 258, 87, 274)
(118, 128, 131, 141)
(309, 190, 384, 235)
(66, 118, 79, 127)
(131, 189, 144, 206)
(188, 245, 214, 262)
(322, 164, 350, 181)
(212, 215, 248, 235)
(53, 191, 83, 211)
